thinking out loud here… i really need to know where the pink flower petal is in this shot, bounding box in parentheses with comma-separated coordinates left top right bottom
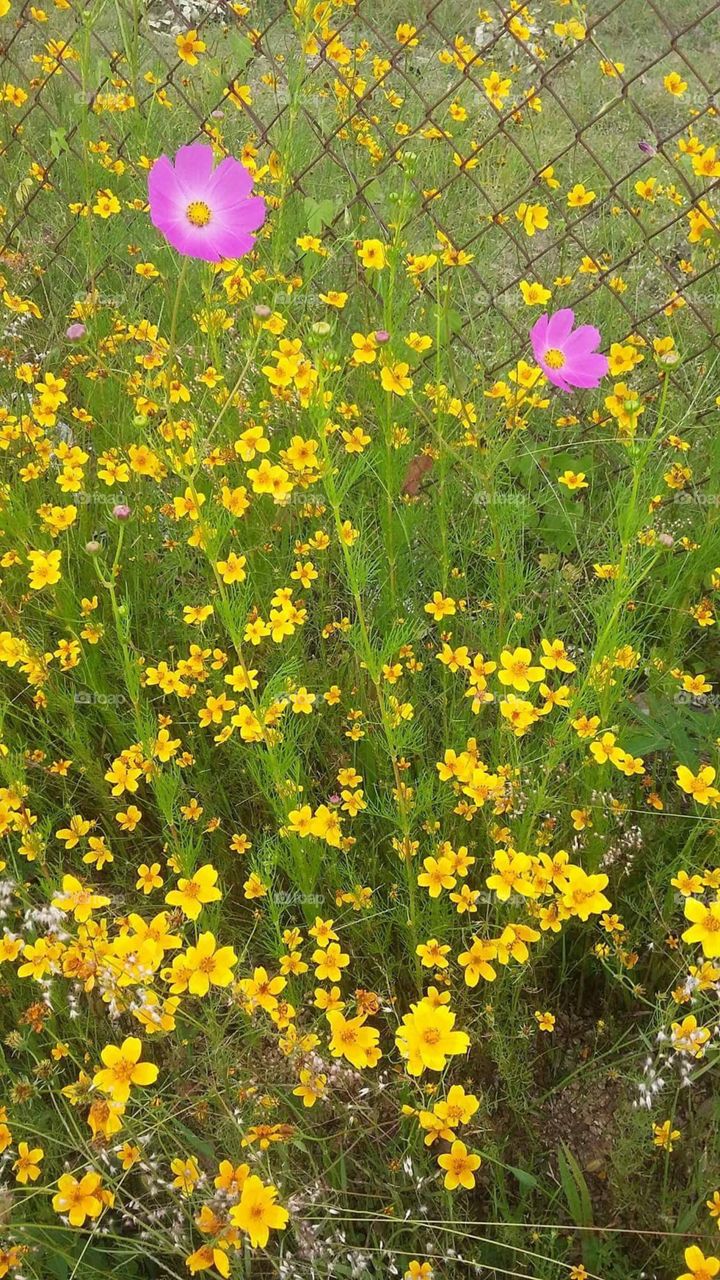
(208, 155, 254, 201)
(529, 313, 549, 349)
(545, 308, 576, 345)
(147, 144, 264, 262)
(563, 323, 602, 355)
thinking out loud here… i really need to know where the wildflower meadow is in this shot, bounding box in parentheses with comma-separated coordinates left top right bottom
(1, 0, 720, 1277)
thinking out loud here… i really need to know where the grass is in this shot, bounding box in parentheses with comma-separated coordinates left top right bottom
(0, 0, 720, 1278)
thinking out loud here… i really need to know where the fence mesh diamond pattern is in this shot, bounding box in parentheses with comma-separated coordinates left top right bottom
(1, 0, 719, 408)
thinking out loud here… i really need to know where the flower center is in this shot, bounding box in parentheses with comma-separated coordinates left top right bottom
(186, 200, 212, 227)
(544, 347, 566, 369)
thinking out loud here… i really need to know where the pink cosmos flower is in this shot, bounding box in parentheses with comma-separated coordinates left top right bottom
(530, 308, 608, 392)
(147, 143, 265, 263)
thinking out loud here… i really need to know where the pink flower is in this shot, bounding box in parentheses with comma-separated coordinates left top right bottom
(530, 308, 608, 392)
(147, 143, 265, 263)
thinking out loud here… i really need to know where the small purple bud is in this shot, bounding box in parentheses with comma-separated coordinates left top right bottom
(375, 329, 390, 344)
(112, 504, 131, 521)
(658, 532, 674, 547)
(254, 304, 272, 318)
(638, 140, 656, 156)
(328, 793, 341, 806)
(66, 323, 86, 340)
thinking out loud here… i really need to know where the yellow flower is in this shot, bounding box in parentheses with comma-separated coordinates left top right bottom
(590, 732, 625, 766)
(653, 1119, 680, 1151)
(405, 1263, 434, 1280)
(515, 202, 548, 235)
(682, 897, 720, 957)
(677, 1246, 720, 1280)
(351, 331, 378, 364)
(558, 866, 611, 920)
(357, 238, 387, 269)
(380, 361, 413, 396)
(13, 1141, 43, 1183)
(229, 1174, 289, 1247)
(676, 765, 720, 806)
(186, 1245, 230, 1276)
(319, 290, 348, 308)
(326, 1009, 381, 1068)
(671, 1014, 711, 1058)
(52, 1171, 105, 1227)
(566, 182, 596, 207)
(672, 870, 705, 896)
(165, 863, 222, 919)
(395, 22, 419, 46)
(424, 591, 456, 621)
(416, 938, 451, 968)
(236, 966, 285, 1013)
(93, 1036, 158, 1103)
(51, 874, 110, 922)
(27, 548, 61, 589)
(171, 1155, 201, 1194)
(216, 551, 247, 584)
(558, 470, 588, 491)
(458, 936, 497, 985)
(176, 28, 206, 64)
(395, 996, 469, 1075)
(519, 279, 552, 305)
(486, 848, 534, 901)
(92, 188, 120, 217)
(312, 941, 349, 982)
(417, 855, 456, 898)
(664, 71, 687, 95)
(226, 80, 252, 108)
(293, 1068, 327, 1107)
(437, 1139, 481, 1190)
(498, 646, 545, 691)
(183, 931, 237, 996)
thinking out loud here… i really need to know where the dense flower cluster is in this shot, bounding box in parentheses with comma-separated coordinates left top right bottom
(0, 0, 719, 1277)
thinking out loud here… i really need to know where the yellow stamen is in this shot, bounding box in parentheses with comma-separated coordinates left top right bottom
(186, 200, 212, 227)
(544, 347, 566, 369)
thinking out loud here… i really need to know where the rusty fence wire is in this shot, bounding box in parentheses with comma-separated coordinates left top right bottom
(1, 0, 719, 396)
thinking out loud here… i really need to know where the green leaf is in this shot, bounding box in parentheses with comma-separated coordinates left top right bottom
(49, 128, 68, 158)
(303, 196, 337, 235)
(15, 176, 35, 205)
(507, 1161, 541, 1190)
(537, 510, 575, 551)
(557, 1142, 599, 1269)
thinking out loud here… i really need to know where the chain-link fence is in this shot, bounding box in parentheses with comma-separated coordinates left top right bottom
(1, 0, 719, 392)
